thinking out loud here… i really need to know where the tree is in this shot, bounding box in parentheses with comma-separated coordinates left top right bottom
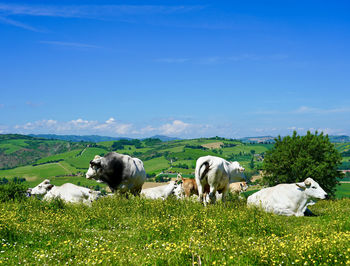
(249, 157, 255, 169)
(263, 131, 343, 198)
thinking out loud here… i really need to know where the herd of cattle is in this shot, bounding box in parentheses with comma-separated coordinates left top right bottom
(27, 152, 328, 216)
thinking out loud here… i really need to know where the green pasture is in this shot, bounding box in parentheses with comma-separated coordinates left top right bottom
(1, 194, 350, 265)
(0, 143, 26, 154)
(35, 149, 83, 164)
(143, 157, 170, 173)
(65, 147, 107, 169)
(0, 163, 73, 180)
(336, 183, 350, 199)
(335, 143, 350, 153)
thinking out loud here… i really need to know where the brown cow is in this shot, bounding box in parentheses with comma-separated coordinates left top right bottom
(229, 182, 248, 194)
(177, 173, 209, 197)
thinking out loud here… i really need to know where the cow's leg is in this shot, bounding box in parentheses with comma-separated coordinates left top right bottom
(208, 186, 217, 204)
(221, 184, 230, 202)
(197, 183, 205, 204)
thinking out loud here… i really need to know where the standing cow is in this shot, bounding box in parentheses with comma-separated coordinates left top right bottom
(247, 177, 327, 216)
(195, 155, 246, 204)
(86, 152, 146, 195)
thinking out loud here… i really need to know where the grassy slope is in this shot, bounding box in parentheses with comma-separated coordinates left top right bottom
(336, 183, 350, 198)
(1, 137, 349, 192)
(1, 196, 350, 265)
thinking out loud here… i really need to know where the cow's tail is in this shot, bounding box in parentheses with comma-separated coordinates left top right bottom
(198, 161, 210, 180)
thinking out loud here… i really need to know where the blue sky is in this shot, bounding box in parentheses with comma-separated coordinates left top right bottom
(1, 1, 349, 138)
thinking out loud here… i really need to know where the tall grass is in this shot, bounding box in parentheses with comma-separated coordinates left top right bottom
(1, 194, 350, 265)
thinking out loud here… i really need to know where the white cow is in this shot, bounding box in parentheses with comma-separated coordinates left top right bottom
(44, 183, 101, 206)
(141, 181, 181, 200)
(29, 180, 101, 205)
(195, 155, 246, 204)
(28, 179, 53, 196)
(230, 181, 248, 194)
(247, 177, 327, 216)
(86, 152, 146, 195)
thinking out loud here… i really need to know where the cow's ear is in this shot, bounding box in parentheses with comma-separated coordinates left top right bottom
(90, 160, 102, 168)
(47, 184, 54, 190)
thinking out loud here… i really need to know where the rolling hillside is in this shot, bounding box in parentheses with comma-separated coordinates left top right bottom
(0, 134, 349, 188)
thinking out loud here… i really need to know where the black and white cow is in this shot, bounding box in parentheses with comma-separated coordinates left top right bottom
(86, 152, 146, 195)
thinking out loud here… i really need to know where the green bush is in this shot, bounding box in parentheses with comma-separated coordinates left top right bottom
(0, 181, 28, 202)
(263, 131, 344, 197)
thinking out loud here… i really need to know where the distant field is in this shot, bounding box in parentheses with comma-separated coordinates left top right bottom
(1, 136, 350, 197)
(0, 163, 72, 179)
(336, 183, 350, 198)
(35, 149, 83, 164)
(65, 147, 107, 169)
(143, 157, 170, 173)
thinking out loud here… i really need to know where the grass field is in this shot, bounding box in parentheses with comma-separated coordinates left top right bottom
(336, 183, 350, 198)
(1, 195, 350, 265)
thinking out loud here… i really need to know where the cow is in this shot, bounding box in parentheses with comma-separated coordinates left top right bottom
(247, 177, 327, 216)
(27, 179, 53, 196)
(86, 152, 146, 195)
(230, 181, 248, 194)
(28, 180, 101, 205)
(195, 155, 246, 204)
(141, 181, 181, 200)
(177, 173, 209, 198)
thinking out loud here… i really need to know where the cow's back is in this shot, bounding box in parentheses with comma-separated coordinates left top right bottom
(44, 183, 88, 203)
(118, 155, 146, 194)
(247, 184, 305, 215)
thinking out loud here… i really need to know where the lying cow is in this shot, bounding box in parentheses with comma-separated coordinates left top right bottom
(141, 181, 181, 200)
(230, 181, 248, 194)
(28, 179, 101, 205)
(247, 177, 327, 216)
(195, 155, 246, 204)
(86, 152, 146, 195)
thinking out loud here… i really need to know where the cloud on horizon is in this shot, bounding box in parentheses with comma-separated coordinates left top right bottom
(10, 118, 208, 138)
(0, 3, 203, 19)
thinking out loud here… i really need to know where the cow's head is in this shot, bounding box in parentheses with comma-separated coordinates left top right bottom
(30, 179, 54, 196)
(172, 181, 185, 199)
(229, 161, 247, 182)
(240, 182, 248, 192)
(86, 155, 103, 180)
(296, 178, 327, 200)
(88, 190, 101, 202)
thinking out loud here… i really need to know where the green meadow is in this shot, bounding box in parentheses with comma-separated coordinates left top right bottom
(1, 195, 350, 265)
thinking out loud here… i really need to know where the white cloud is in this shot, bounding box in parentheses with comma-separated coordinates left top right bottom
(39, 41, 101, 49)
(13, 118, 133, 136)
(0, 4, 203, 18)
(9, 117, 350, 139)
(293, 106, 350, 115)
(0, 15, 41, 32)
(158, 120, 190, 135)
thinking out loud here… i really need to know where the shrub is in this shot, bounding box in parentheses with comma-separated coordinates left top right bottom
(263, 131, 343, 198)
(0, 181, 28, 202)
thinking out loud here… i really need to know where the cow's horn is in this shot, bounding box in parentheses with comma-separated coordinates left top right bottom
(296, 183, 305, 190)
(304, 178, 311, 186)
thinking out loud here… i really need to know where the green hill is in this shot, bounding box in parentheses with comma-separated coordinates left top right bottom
(0, 134, 87, 170)
(0, 134, 349, 187)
